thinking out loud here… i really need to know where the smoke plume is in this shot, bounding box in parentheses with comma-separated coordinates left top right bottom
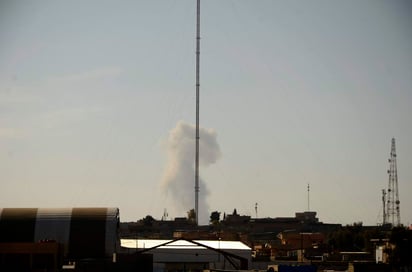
(161, 121, 221, 224)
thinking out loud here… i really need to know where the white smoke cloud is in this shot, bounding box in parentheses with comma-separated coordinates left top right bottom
(161, 121, 221, 224)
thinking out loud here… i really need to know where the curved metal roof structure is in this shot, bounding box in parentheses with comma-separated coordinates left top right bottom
(0, 207, 119, 259)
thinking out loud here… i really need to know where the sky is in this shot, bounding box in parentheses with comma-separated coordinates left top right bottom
(1, 0, 411, 226)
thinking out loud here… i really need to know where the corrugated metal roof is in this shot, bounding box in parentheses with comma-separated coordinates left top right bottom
(0, 207, 119, 220)
(0, 207, 120, 259)
(121, 239, 251, 250)
(36, 208, 73, 220)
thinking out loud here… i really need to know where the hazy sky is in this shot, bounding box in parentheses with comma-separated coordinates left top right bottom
(1, 0, 411, 226)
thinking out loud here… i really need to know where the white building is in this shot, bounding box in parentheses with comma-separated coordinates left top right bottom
(121, 238, 251, 271)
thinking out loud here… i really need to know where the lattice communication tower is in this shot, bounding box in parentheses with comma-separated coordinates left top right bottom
(386, 138, 401, 226)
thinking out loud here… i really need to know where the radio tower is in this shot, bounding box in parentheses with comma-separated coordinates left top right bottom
(194, 0, 200, 225)
(386, 138, 401, 226)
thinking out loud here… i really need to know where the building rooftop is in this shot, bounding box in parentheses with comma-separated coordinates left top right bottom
(121, 239, 251, 251)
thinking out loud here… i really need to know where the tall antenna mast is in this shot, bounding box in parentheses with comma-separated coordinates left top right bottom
(386, 138, 401, 226)
(194, 0, 200, 225)
(307, 183, 310, 211)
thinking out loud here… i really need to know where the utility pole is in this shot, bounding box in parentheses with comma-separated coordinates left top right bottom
(386, 138, 401, 226)
(382, 189, 386, 225)
(255, 203, 258, 219)
(194, 0, 200, 225)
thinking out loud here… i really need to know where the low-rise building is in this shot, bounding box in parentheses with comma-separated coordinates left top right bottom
(120, 238, 251, 271)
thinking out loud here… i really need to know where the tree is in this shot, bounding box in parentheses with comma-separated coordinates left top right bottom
(142, 215, 155, 227)
(389, 227, 412, 269)
(187, 209, 196, 223)
(210, 211, 221, 225)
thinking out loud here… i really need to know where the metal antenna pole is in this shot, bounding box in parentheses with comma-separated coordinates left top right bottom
(195, 0, 200, 225)
(386, 138, 401, 226)
(307, 184, 310, 211)
(392, 139, 401, 226)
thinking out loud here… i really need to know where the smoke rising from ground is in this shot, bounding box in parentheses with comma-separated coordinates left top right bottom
(161, 121, 221, 224)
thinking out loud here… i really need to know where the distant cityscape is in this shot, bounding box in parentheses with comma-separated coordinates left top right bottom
(119, 209, 412, 271)
(0, 207, 411, 271)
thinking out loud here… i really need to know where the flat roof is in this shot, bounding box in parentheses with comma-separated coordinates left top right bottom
(121, 239, 251, 251)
